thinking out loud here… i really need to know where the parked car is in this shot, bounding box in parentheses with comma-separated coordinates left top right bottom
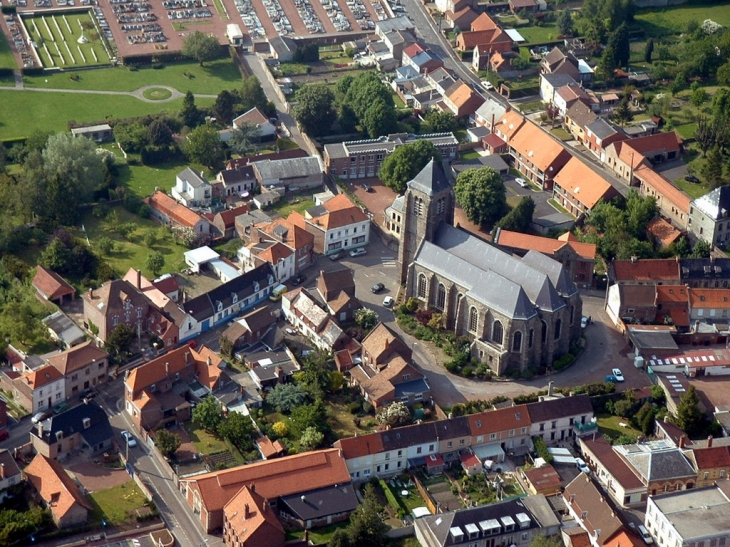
(605, 374, 618, 383)
(80, 388, 96, 401)
(371, 282, 385, 293)
(581, 316, 589, 329)
(329, 251, 345, 261)
(121, 430, 137, 447)
(31, 410, 52, 424)
(515, 177, 529, 188)
(383, 296, 394, 308)
(684, 174, 700, 183)
(291, 274, 306, 286)
(362, 183, 373, 192)
(0, 429, 9, 441)
(612, 368, 625, 382)
(638, 525, 654, 544)
(349, 247, 367, 257)
(53, 402, 70, 415)
(575, 458, 590, 473)
(481, 80, 494, 90)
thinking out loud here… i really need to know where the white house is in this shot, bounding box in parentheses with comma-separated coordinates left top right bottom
(171, 167, 212, 207)
(527, 393, 595, 443)
(20, 365, 66, 413)
(232, 107, 277, 139)
(281, 288, 346, 351)
(298, 194, 370, 256)
(238, 241, 295, 283)
(0, 450, 21, 502)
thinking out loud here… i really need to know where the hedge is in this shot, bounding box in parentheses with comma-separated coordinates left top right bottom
(379, 479, 406, 515)
(532, 436, 554, 463)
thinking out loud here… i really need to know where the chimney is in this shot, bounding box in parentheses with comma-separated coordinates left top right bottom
(491, 113, 495, 130)
(207, 356, 212, 366)
(89, 288, 94, 299)
(136, 269, 142, 290)
(707, 435, 713, 448)
(0, 464, 5, 479)
(547, 381, 554, 397)
(275, 366, 283, 383)
(243, 503, 250, 519)
(165, 362, 169, 377)
(678, 435, 686, 448)
(185, 352, 191, 364)
(38, 422, 44, 437)
(631, 256, 637, 263)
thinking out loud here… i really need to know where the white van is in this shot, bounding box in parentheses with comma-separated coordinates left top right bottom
(638, 525, 653, 544)
(575, 458, 590, 473)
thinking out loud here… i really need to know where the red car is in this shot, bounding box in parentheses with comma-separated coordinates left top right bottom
(0, 429, 8, 441)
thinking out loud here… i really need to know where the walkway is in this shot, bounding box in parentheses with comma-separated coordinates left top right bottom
(0, 83, 216, 103)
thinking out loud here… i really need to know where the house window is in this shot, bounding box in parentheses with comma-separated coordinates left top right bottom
(489, 433, 496, 440)
(436, 284, 446, 310)
(469, 307, 478, 333)
(492, 320, 503, 345)
(417, 447, 422, 454)
(417, 273, 427, 298)
(136, 308, 142, 318)
(554, 319, 562, 340)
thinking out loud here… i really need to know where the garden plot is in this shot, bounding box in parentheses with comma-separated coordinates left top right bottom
(22, 11, 112, 68)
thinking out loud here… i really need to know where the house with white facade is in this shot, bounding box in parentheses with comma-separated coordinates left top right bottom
(9, 365, 66, 414)
(288, 194, 370, 256)
(280, 288, 349, 352)
(527, 392, 595, 442)
(239, 241, 295, 283)
(232, 107, 277, 138)
(171, 167, 213, 207)
(644, 482, 730, 547)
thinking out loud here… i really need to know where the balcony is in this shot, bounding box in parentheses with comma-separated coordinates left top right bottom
(573, 421, 598, 436)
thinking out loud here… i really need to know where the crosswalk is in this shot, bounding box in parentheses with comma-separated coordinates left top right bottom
(382, 256, 397, 267)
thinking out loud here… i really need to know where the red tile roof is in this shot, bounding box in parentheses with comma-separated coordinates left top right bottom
(510, 122, 569, 172)
(496, 229, 596, 260)
(467, 405, 531, 436)
(24, 454, 91, 521)
(612, 259, 680, 283)
(223, 486, 284, 547)
(471, 12, 498, 31)
(403, 43, 427, 58)
(182, 449, 350, 515)
(32, 266, 75, 301)
(580, 434, 643, 489)
(553, 157, 614, 210)
(146, 191, 206, 229)
(523, 464, 562, 493)
(689, 288, 730, 309)
(647, 216, 682, 247)
(624, 131, 682, 156)
(634, 166, 691, 215)
(483, 132, 506, 149)
(22, 365, 64, 390)
(655, 285, 688, 304)
(335, 433, 385, 459)
(126, 345, 209, 393)
(692, 446, 730, 469)
(152, 275, 180, 295)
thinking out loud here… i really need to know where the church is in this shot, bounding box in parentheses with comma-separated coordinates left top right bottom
(396, 160, 583, 376)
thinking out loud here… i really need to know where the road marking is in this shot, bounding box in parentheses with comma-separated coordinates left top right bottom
(382, 257, 397, 267)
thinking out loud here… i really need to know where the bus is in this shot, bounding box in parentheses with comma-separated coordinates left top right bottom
(269, 284, 288, 301)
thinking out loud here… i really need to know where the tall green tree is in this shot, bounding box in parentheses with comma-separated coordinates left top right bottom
(239, 76, 271, 114)
(361, 98, 398, 138)
(674, 385, 705, 436)
(155, 429, 182, 458)
(217, 411, 255, 452)
(146, 251, 165, 276)
(495, 196, 535, 233)
(181, 91, 201, 128)
(192, 395, 223, 432)
(181, 31, 220, 65)
(184, 125, 223, 167)
(421, 110, 458, 133)
(625, 190, 657, 239)
(644, 38, 654, 63)
(691, 239, 712, 258)
(266, 383, 308, 413)
(701, 146, 725, 189)
(228, 122, 262, 156)
(609, 23, 631, 69)
(597, 45, 617, 80)
(213, 90, 237, 125)
(347, 484, 389, 547)
(293, 83, 335, 137)
(105, 323, 136, 363)
(557, 9, 573, 36)
(454, 167, 508, 227)
(611, 97, 634, 126)
(379, 140, 442, 193)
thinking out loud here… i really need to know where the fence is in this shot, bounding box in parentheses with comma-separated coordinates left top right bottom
(412, 473, 440, 515)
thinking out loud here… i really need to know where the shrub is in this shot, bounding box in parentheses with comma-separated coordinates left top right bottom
(533, 436, 553, 463)
(405, 297, 419, 312)
(552, 353, 575, 371)
(348, 402, 361, 414)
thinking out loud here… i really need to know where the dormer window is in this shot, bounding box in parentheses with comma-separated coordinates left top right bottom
(150, 383, 157, 392)
(217, 301, 223, 312)
(83, 418, 91, 429)
(55, 431, 63, 441)
(232, 293, 238, 304)
(254, 281, 260, 292)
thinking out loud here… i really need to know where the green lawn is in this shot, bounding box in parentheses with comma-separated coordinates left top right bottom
(509, 23, 558, 44)
(329, 401, 363, 440)
(548, 198, 570, 216)
(70, 207, 188, 278)
(460, 149, 481, 160)
(0, 27, 16, 70)
(186, 424, 244, 464)
(0, 90, 213, 140)
(634, 0, 730, 36)
(272, 197, 315, 218)
(22, 58, 241, 94)
(672, 175, 708, 199)
(674, 122, 698, 140)
(116, 156, 211, 200)
(286, 523, 349, 544)
(596, 413, 641, 442)
(88, 482, 149, 526)
(551, 127, 571, 141)
(24, 12, 111, 68)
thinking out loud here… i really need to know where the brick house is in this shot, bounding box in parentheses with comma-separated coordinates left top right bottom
(82, 279, 150, 343)
(584, 118, 627, 161)
(124, 345, 226, 430)
(604, 132, 683, 184)
(145, 190, 211, 234)
(442, 82, 485, 118)
(46, 341, 109, 399)
(635, 166, 690, 231)
(223, 486, 284, 547)
(221, 307, 276, 349)
(32, 266, 75, 306)
(4, 365, 65, 414)
(508, 121, 572, 190)
(494, 229, 596, 286)
(688, 443, 730, 487)
(552, 156, 619, 217)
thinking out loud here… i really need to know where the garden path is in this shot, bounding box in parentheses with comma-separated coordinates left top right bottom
(0, 83, 216, 103)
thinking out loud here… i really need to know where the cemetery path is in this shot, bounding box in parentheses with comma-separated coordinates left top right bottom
(0, 83, 217, 103)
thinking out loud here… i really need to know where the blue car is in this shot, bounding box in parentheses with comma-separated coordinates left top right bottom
(605, 374, 618, 383)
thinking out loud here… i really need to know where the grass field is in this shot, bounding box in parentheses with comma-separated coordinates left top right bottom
(597, 413, 641, 443)
(22, 57, 242, 93)
(509, 22, 558, 44)
(23, 12, 111, 68)
(89, 482, 149, 526)
(0, 90, 213, 140)
(672, 174, 709, 199)
(70, 207, 188, 277)
(634, 0, 730, 36)
(272, 197, 315, 218)
(114, 155, 211, 199)
(187, 424, 245, 464)
(0, 28, 15, 70)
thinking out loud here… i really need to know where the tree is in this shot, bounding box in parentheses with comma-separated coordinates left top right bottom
(609, 23, 630, 69)
(454, 167, 508, 227)
(39, 237, 72, 273)
(219, 335, 234, 359)
(495, 196, 535, 232)
(146, 251, 165, 276)
(376, 401, 412, 428)
(347, 484, 389, 547)
(422, 110, 458, 133)
(105, 323, 136, 363)
(625, 190, 658, 239)
(612, 97, 634, 126)
(674, 385, 705, 436)
(217, 411, 254, 452)
(213, 90, 237, 125)
(695, 116, 716, 156)
(557, 9, 573, 36)
(192, 395, 223, 432)
(267, 383, 308, 413)
(289, 400, 328, 436)
(379, 140, 442, 194)
(597, 45, 617, 80)
(147, 118, 174, 147)
(239, 76, 270, 114)
(293, 84, 335, 137)
(228, 122, 262, 156)
(360, 97, 399, 138)
(299, 426, 325, 451)
(670, 71, 686, 95)
(337, 75, 355, 95)
(644, 38, 654, 63)
(717, 61, 730, 87)
(690, 239, 712, 258)
(293, 43, 319, 63)
(143, 231, 157, 248)
(181, 31, 220, 66)
(328, 528, 353, 547)
(184, 125, 222, 167)
(635, 402, 657, 436)
(181, 91, 201, 128)
(354, 308, 378, 329)
(701, 146, 724, 189)
(97, 236, 115, 256)
(0, 297, 46, 345)
(155, 429, 182, 458)
(690, 87, 708, 107)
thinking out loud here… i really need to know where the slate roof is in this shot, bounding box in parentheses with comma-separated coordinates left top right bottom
(615, 442, 697, 482)
(541, 73, 578, 89)
(416, 495, 558, 547)
(37, 402, 113, 449)
(177, 167, 208, 188)
(586, 117, 624, 140)
(526, 394, 592, 423)
(692, 185, 730, 220)
(408, 159, 451, 197)
(253, 157, 322, 181)
(239, 307, 276, 334)
(475, 99, 508, 127)
(565, 101, 597, 129)
(280, 484, 358, 521)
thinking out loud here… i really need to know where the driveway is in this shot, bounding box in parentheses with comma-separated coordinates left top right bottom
(653, 159, 688, 183)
